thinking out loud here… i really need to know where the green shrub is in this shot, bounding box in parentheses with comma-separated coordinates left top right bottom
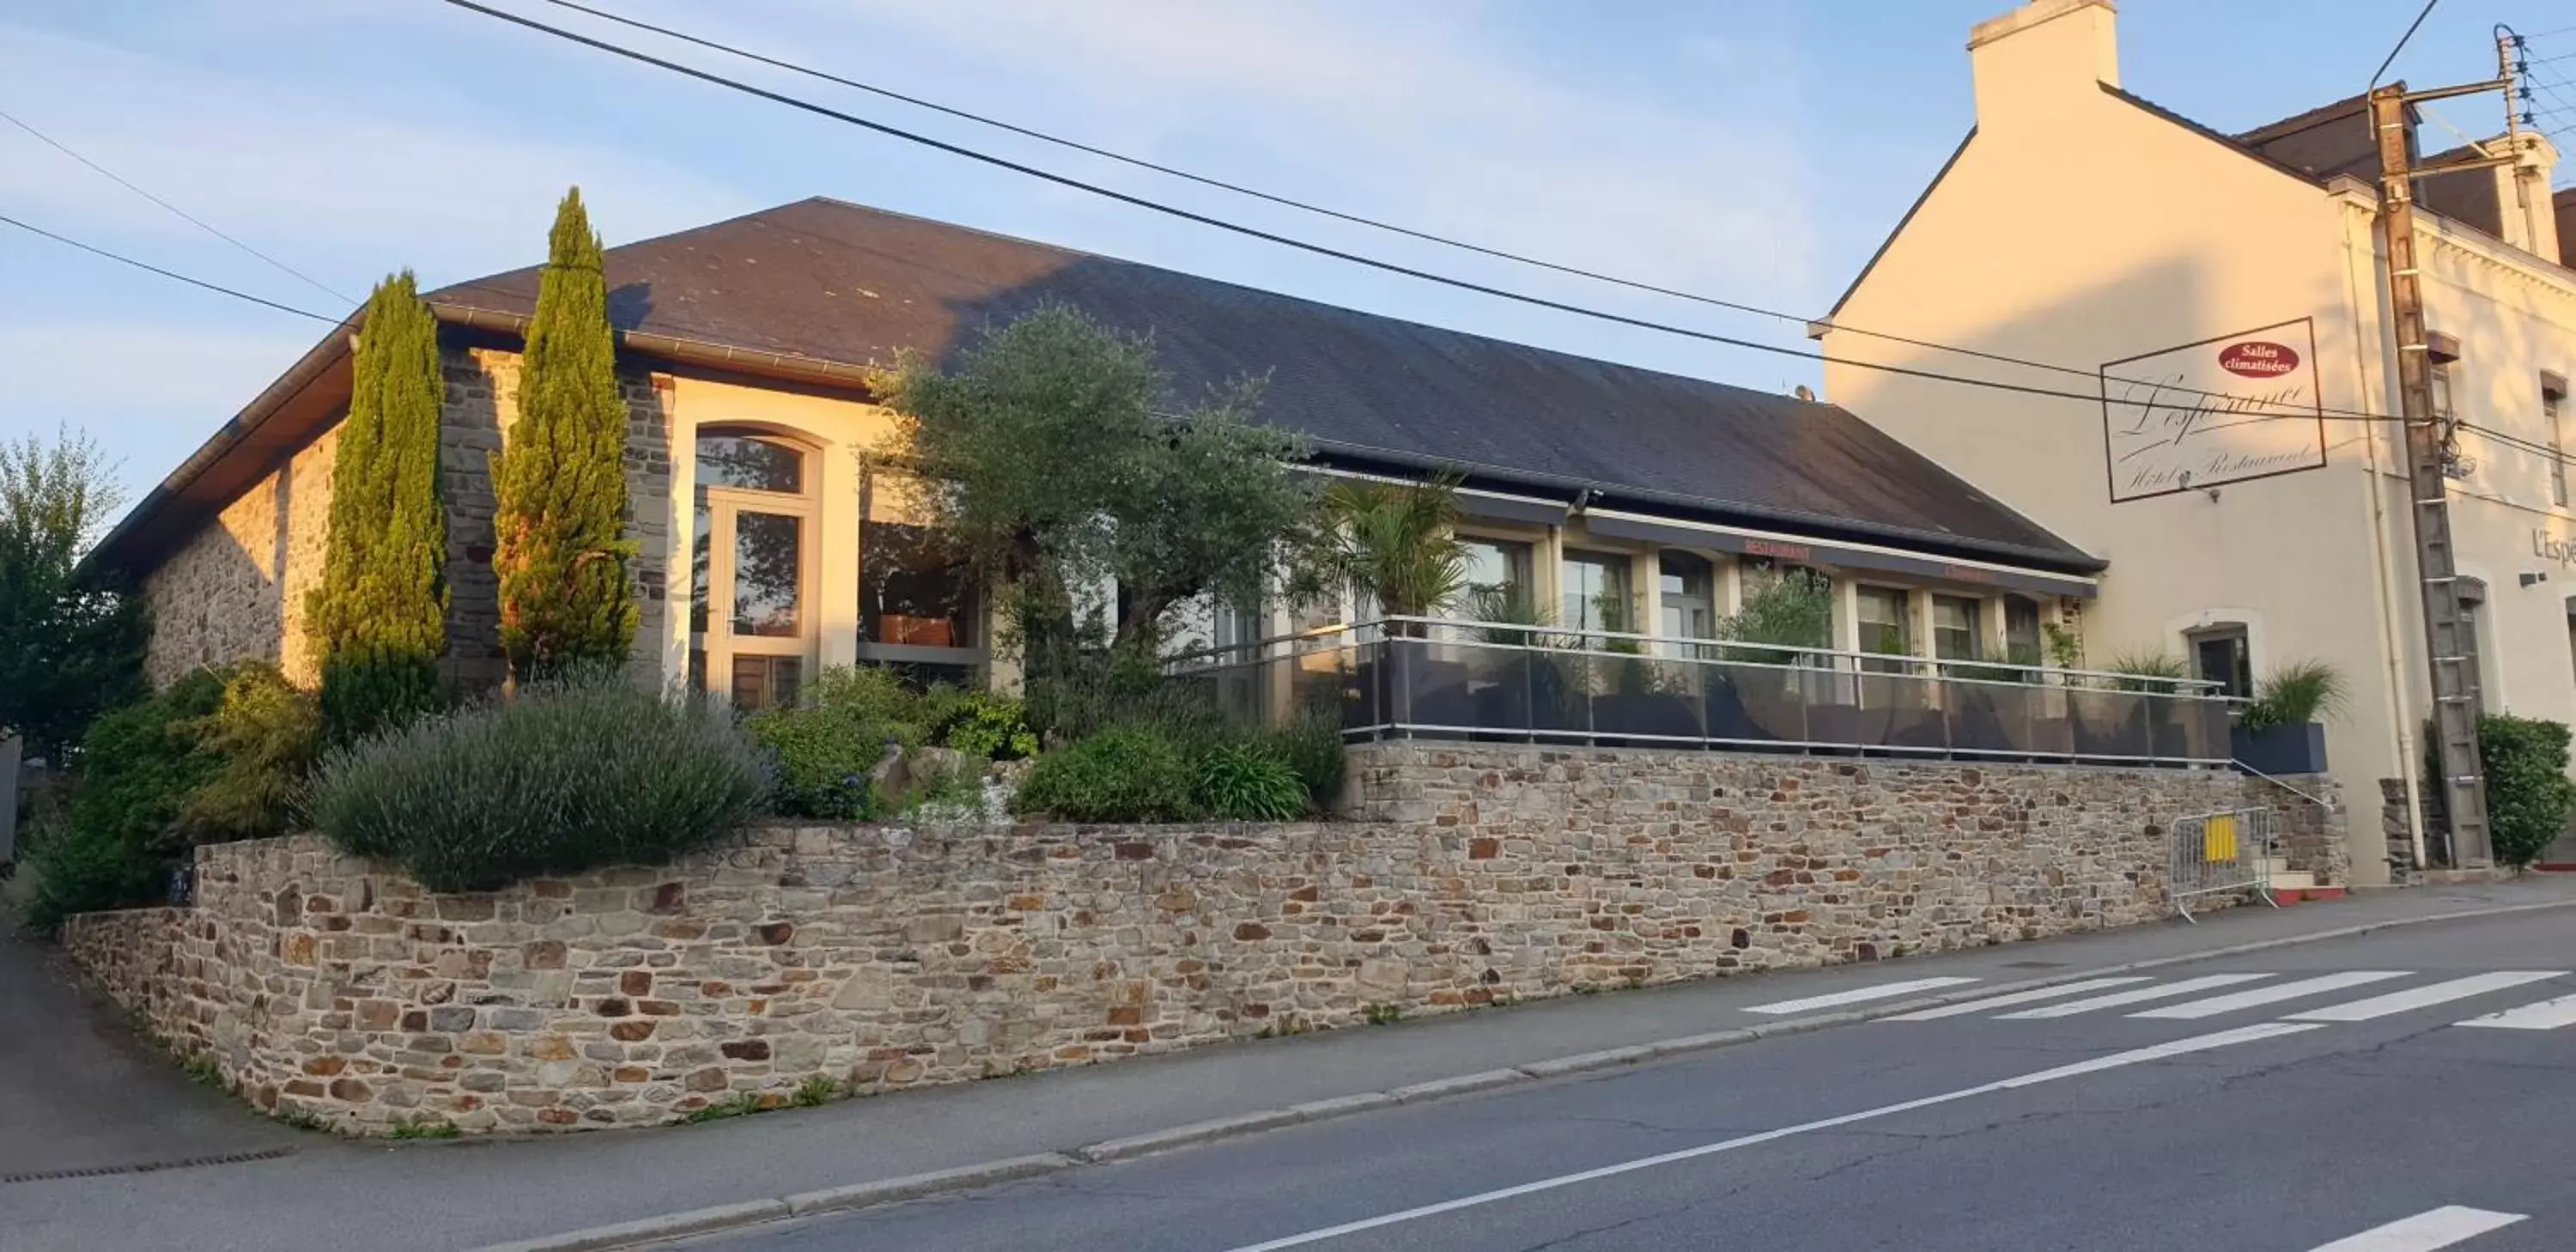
(1262, 709, 1347, 810)
(743, 665, 941, 819)
(21, 812, 163, 933)
(935, 691, 1038, 760)
(1193, 742, 1306, 821)
(805, 666, 933, 742)
(18, 671, 228, 932)
(319, 645, 444, 745)
(746, 705, 887, 821)
(177, 662, 321, 842)
(2476, 714, 2576, 869)
(304, 675, 767, 891)
(72, 670, 226, 852)
(1011, 726, 1199, 822)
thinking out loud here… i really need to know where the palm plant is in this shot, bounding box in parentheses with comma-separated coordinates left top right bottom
(2239, 659, 2348, 731)
(1320, 473, 1469, 635)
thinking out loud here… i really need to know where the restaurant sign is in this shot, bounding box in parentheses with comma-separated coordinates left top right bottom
(2099, 318, 2329, 502)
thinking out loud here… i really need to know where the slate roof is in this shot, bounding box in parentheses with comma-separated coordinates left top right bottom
(95, 197, 2099, 577)
(424, 198, 2094, 572)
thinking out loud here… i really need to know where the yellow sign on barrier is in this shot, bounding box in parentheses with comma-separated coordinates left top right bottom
(2204, 813, 2239, 863)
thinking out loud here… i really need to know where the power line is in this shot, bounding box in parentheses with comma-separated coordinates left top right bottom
(440, 0, 2406, 428)
(0, 106, 352, 304)
(522, 0, 2395, 428)
(2371, 0, 2442, 87)
(0, 212, 341, 323)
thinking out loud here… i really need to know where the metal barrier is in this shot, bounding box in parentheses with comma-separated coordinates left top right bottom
(2170, 807, 2278, 922)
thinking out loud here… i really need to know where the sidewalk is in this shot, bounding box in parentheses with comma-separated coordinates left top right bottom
(9, 878, 2574, 1252)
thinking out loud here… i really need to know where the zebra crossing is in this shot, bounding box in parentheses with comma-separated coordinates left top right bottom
(1737, 969, 2576, 1030)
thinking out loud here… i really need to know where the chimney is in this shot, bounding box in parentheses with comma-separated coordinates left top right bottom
(1969, 0, 2120, 133)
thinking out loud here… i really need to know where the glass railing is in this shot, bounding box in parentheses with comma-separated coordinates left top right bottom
(1163, 617, 2233, 768)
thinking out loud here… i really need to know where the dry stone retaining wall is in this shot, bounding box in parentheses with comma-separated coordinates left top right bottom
(64, 745, 2241, 1135)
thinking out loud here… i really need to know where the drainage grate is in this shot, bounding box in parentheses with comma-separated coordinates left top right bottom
(2, 1146, 295, 1184)
(2000, 960, 2070, 969)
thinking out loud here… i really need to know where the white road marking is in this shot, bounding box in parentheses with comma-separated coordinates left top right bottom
(2305, 1205, 2526, 1250)
(2129, 970, 2413, 1020)
(1997, 973, 2275, 1018)
(1213, 1022, 2324, 1252)
(2285, 972, 2567, 1023)
(2458, 989, 2576, 1030)
(1883, 977, 2153, 1020)
(1739, 976, 1980, 1015)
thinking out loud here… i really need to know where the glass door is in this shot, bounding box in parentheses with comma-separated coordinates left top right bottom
(690, 429, 816, 709)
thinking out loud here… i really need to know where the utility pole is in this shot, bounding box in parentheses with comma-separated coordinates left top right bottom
(2368, 61, 2520, 868)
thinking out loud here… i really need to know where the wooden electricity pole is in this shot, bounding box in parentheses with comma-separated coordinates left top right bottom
(2368, 70, 2519, 868)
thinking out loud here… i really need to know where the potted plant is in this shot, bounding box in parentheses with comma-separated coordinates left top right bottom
(2232, 659, 2344, 775)
(1320, 474, 1470, 732)
(1704, 569, 1831, 748)
(1586, 592, 1697, 742)
(2074, 652, 2183, 759)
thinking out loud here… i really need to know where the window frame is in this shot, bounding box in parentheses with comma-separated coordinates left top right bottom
(1656, 549, 1716, 652)
(1559, 547, 1636, 637)
(2548, 388, 2567, 509)
(854, 463, 988, 673)
(1453, 533, 1538, 620)
(1853, 583, 1912, 672)
(691, 428, 818, 709)
(1931, 594, 1984, 663)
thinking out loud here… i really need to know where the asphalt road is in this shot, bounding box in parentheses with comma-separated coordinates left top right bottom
(671, 908, 2576, 1252)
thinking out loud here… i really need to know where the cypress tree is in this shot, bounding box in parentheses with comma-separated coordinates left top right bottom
(490, 186, 636, 683)
(309, 270, 446, 740)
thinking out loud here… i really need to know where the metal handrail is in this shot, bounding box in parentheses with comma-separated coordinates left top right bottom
(1166, 615, 2229, 696)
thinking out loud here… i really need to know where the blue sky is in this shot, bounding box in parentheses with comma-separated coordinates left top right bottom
(3, 0, 2572, 506)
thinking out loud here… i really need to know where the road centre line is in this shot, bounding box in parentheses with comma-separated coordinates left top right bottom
(2284, 972, 2567, 1023)
(1214, 1022, 2325, 1252)
(1740, 976, 1980, 1015)
(2305, 1205, 2526, 1250)
(1883, 977, 2152, 1020)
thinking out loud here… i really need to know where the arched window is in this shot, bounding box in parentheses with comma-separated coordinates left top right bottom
(690, 428, 816, 708)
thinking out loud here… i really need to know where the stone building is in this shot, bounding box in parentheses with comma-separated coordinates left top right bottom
(88, 197, 2116, 716)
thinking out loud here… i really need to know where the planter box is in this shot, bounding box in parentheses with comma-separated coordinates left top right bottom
(2231, 722, 2328, 775)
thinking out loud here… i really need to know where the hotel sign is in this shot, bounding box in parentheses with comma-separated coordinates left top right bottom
(2099, 318, 2329, 502)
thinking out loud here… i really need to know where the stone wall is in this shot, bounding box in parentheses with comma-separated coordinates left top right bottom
(63, 745, 2242, 1136)
(2240, 772, 2349, 885)
(141, 425, 339, 688)
(439, 343, 674, 692)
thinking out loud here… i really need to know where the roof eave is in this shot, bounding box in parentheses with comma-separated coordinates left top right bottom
(1307, 438, 2106, 577)
(82, 319, 359, 581)
(84, 303, 890, 582)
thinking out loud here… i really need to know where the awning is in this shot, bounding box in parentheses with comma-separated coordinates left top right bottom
(1583, 507, 2099, 599)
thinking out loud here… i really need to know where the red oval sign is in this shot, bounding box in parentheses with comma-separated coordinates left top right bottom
(2217, 340, 2300, 377)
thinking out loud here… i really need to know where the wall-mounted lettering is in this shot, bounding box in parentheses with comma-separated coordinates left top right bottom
(2100, 318, 2329, 503)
